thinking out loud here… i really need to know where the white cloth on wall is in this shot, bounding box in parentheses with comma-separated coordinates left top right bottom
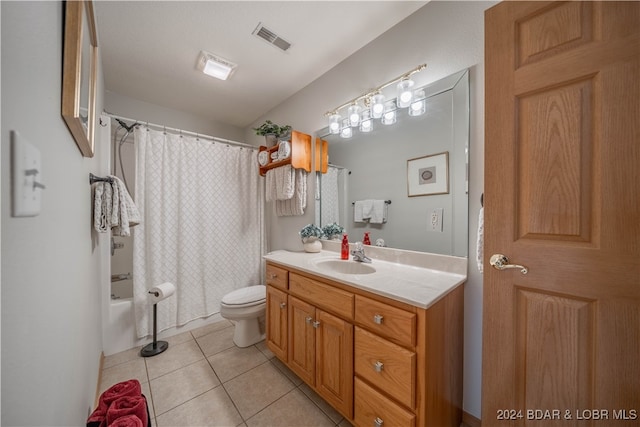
(133, 127, 264, 339)
(369, 200, 387, 224)
(276, 168, 307, 216)
(275, 165, 295, 200)
(476, 207, 484, 273)
(92, 175, 140, 236)
(354, 201, 366, 223)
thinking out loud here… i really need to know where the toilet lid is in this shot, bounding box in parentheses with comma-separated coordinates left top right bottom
(221, 285, 266, 306)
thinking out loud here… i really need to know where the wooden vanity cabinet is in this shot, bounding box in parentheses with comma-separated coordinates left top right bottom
(265, 261, 463, 427)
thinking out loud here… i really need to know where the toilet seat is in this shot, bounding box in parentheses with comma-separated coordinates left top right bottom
(221, 285, 266, 308)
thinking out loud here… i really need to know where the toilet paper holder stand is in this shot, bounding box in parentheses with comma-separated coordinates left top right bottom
(140, 290, 169, 357)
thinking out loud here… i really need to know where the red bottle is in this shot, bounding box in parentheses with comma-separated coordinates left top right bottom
(341, 234, 349, 260)
(363, 232, 371, 245)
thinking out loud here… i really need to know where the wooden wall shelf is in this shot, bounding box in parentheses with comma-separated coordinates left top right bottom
(259, 130, 312, 176)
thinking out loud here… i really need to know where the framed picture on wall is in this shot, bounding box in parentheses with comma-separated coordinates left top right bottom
(407, 151, 449, 197)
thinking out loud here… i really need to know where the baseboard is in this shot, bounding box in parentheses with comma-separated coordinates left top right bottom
(94, 351, 105, 409)
(463, 410, 481, 427)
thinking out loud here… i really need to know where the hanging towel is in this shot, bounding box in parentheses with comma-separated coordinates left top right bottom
(275, 164, 295, 200)
(369, 200, 387, 224)
(354, 201, 366, 223)
(265, 169, 276, 202)
(110, 175, 141, 237)
(93, 182, 110, 232)
(476, 207, 484, 273)
(276, 169, 307, 216)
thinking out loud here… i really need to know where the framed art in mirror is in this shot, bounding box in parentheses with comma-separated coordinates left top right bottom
(407, 151, 449, 197)
(62, 0, 98, 157)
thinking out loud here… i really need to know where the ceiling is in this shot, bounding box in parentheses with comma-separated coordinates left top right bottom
(94, 1, 428, 129)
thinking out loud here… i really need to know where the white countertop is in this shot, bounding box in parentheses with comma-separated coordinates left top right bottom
(263, 249, 467, 309)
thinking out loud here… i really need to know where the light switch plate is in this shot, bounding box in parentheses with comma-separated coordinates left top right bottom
(430, 208, 444, 232)
(11, 131, 43, 217)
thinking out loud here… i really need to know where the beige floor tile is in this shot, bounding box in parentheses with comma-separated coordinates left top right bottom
(195, 325, 236, 357)
(150, 359, 221, 415)
(208, 346, 268, 383)
(298, 383, 344, 424)
(103, 346, 143, 369)
(270, 357, 304, 386)
(140, 381, 154, 420)
(145, 340, 204, 380)
(160, 331, 195, 346)
(190, 319, 234, 338)
(155, 386, 242, 427)
(254, 340, 275, 359)
(246, 388, 335, 427)
(224, 362, 296, 419)
(100, 358, 148, 394)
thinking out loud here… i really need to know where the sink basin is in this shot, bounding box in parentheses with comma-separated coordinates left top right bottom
(314, 259, 376, 275)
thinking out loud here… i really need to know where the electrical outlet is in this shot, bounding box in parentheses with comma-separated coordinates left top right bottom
(430, 208, 444, 232)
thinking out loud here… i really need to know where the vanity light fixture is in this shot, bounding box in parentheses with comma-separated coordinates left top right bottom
(340, 119, 353, 139)
(325, 64, 426, 135)
(196, 50, 237, 81)
(409, 89, 426, 116)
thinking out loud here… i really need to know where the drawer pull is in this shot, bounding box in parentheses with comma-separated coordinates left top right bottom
(305, 316, 313, 324)
(279, 302, 286, 309)
(373, 314, 384, 324)
(374, 417, 384, 427)
(269, 273, 278, 279)
(312, 320, 321, 329)
(374, 361, 384, 372)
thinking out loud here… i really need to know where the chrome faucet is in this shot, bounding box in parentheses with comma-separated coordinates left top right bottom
(351, 242, 372, 263)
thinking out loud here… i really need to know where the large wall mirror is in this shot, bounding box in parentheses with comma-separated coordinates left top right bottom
(315, 69, 469, 257)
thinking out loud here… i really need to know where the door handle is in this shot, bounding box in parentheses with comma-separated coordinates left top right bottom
(490, 254, 528, 274)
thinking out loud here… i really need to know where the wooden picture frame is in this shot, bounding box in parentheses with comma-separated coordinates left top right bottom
(407, 151, 449, 197)
(62, 0, 98, 157)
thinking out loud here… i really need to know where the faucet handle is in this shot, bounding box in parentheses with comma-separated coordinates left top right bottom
(355, 241, 364, 251)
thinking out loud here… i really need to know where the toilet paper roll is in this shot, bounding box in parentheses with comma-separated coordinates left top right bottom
(148, 282, 176, 304)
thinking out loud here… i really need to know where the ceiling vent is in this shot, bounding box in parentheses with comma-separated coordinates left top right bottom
(252, 23, 291, 52)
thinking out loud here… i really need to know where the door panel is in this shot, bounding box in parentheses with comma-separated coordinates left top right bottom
(484, 2, 639, 425)
(266, 285, 288, 360)
(288, 296, 315, 385)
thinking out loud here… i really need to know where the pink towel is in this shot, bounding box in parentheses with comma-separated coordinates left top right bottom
(108, 415, 144, 427)
(107, 395, 148, 427)
(87, 380, 142, 427)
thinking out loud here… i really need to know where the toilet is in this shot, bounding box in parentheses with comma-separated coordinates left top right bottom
(220, 285, 266, 347)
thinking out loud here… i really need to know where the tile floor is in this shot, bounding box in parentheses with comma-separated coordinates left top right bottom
(100, 319, 354, 427)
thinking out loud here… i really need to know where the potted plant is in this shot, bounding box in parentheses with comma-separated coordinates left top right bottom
(322, 223, 344, 240)
(253, 120, 292, 146)
(299, 223, 323, 253)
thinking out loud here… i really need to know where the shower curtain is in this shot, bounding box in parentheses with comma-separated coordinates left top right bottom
(132, 127, 263, 338)
(317, 165, 341, 226)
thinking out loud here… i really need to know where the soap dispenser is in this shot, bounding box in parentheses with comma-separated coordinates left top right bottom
(363, 232, 371, 245)
(341, 234, 349, 260)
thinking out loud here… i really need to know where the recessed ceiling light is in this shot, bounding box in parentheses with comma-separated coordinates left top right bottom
(196, 50, 237, 81)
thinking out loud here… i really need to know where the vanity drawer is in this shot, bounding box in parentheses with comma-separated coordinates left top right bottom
(355, 295, 416, 347)
(354, 377, 415, 427)
(266, 263, 288, 290)
(355, 327, 415, 408)
(289, 273, 353, 320)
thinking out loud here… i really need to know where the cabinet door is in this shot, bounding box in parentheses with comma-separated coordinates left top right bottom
(316, 309, 353, 418)
(266, 285, 288, 360)
(288, 296, 316, 385)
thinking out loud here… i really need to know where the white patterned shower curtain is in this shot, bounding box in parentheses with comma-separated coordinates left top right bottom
(132, 127, 263, 338)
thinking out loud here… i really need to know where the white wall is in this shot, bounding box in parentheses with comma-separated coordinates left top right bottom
(1, 1, 106, 425)
(246, 1, 497, 417)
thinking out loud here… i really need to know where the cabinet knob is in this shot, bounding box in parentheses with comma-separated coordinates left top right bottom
(374, 361, 384, 373)
(270, 273, 278, 279)
(279, 302, 286, 309)
(305, 316, 313, 324)
(374, 417, 384, 427)
(312, 320, 321, 329)
(373, 314, 384, 325)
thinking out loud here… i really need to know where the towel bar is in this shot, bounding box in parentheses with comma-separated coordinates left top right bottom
(351, 200, 391, 205)
(89, 173, 114, 185)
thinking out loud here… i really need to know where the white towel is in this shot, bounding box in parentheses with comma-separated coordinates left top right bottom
(476, 207, 484, 273)
(109, 175, 141, 236)
(275, 164, 295, 200)
(93, 182, 109, 232)
(276, 169, 307, 216)
(265, 169, 276, 202)
(354, 201, 366, 223)
(369, 200, 387, 224)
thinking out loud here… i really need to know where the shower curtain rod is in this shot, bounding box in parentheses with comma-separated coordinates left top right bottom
(103, 111, 257, 150)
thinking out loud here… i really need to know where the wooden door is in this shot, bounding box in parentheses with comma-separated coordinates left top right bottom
(266, 285, 288, 360)
(288, 296, 316, 385)
(316, 309, 354, 418)
(484, 2, 639, 425)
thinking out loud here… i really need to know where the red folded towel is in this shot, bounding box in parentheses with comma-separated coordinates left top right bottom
(108, 415, 144, 427)
(107, 395, 148, 427)
(87, 380, 142, 427)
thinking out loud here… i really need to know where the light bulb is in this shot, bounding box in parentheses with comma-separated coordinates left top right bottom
(359, 110, 373, 133)
(370, 94, 385, 119)
(381, 101, 396, 125)
(348, 104, 361, 127)
(328, 113, 341, 134)
(409, 89, 426, 116)
(397, 79, 415, 108)
(340, 119, 352, 138)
